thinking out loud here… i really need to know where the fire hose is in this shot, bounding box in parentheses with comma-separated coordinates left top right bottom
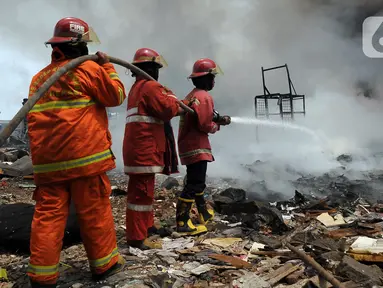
(0, 54, 195, 148)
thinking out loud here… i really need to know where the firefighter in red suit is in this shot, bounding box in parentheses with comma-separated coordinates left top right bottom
(177, 58, 231, 235)
(123, 48, 182, 249)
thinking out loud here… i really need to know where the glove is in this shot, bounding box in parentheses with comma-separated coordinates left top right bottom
(181, 99, 190, 106)
(212, 109, 220, 123)
(217, 115, 231, 126)
(177, 106, 186, 116)
(96, 51, 110, 65)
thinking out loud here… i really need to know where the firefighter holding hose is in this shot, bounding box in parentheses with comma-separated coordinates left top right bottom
(177, 58, 231, 235)
(26, 17, 126, 287)
(123, 48, 182, 250)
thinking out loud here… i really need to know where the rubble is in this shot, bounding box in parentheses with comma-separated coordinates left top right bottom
(0, 152, 32, 177)
(0, 203, 81, 254)
(160, 176, 180, 190)
(213, 188, 289, 233)
(336, 255, 383, 286)
(2, 157, 383, 287)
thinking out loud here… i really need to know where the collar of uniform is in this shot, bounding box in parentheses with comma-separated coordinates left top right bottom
(136, 76, 151, 82)
(51, 46, 66, 62)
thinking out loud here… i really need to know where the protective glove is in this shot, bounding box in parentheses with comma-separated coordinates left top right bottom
(217, 115, 231, 126)
(176, 106, 186, 116)
(181, 99, 190, 106)
(183, 98, 200, 107)
(96, 51, 110, 65)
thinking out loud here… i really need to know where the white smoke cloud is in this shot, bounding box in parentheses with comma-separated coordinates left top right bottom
(2, 0, 383, 196)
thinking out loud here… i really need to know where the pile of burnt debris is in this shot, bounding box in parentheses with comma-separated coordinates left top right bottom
(0, 136, 31, 179)
(1, 155, 383, 287)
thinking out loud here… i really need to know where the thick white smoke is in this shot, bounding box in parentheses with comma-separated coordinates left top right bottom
(2, 0, 383, 196)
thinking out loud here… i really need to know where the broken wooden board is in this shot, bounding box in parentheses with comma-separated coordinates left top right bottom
(263, 263, 300, 286)
(325, 226, 382, 239)
(348, 252, 383, 262)
(209, 254, 252, 269)
(249, 250, 297, 258)
(285, 268, 305, 284)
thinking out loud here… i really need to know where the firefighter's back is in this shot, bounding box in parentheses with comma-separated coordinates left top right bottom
(28, 60, 115, 185)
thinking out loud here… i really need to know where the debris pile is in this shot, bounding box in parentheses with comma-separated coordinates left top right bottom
(2, 170, 383, 287)
(0, 147, 32, 178)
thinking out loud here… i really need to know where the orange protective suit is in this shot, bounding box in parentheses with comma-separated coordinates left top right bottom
(26, 49, 126, 285)
(123, 78, 179, 241)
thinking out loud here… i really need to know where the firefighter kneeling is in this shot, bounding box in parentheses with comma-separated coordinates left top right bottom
(177, 58, 231, 236)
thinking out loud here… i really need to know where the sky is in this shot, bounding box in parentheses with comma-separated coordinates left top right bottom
(2, 0, 383, 195)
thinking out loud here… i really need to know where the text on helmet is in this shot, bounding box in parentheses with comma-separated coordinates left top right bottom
(69, 23, 85, 34)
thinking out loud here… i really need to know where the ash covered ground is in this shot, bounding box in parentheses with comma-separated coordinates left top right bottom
(2, 148, 383, 287)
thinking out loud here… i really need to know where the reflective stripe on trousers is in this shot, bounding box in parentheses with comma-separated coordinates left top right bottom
(124, 165, 164, 174)
(126, 174, 155, 241)
(33, 149, 113, 174)
(89, 247, 119, 268)
(127, 203, 153, 212)
(27, 263, 59, 277)
(27, 174, 119, 285)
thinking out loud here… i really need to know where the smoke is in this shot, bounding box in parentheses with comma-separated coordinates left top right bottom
(2, 0, 383, 196)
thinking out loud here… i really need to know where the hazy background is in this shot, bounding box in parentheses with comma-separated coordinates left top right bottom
(2, 0, 383, 195)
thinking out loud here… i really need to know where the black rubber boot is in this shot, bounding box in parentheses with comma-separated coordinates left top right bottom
(197, 203, 215, 225)
(176, 199, 207, 236)
(147, 226, 172, 238)
(195, 194, 214, 225)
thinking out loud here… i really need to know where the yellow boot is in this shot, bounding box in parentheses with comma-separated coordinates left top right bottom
(176, 198, 207, 236)
(127, 238, 162, 250)
(197, 204, 215, 225)
(195, 192, 215, 225)
(143, 238, 163, 249)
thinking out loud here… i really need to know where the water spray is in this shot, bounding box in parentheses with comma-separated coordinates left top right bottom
(230, 116, 321, 141)
(229, 116, 350, 158)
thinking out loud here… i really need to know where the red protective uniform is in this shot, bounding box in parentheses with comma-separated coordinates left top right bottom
(123, 78, 179, 241)
(178, 88, 219, 166)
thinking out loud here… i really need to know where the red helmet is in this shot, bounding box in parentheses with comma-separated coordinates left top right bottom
(132, 48, 168, 68)
(188, 58, 223, 78)
(45, 17, 100, 45)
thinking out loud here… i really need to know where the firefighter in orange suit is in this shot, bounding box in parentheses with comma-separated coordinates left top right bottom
(123, 48, 182, 250)
(177, 58, 231, 235)
(26, 17, 126, 287)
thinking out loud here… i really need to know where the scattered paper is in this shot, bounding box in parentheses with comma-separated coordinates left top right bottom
(349, 236, 383, 254)
(317, 212, 345, 227)
(250, 242, 266, 253)
(162, 237, 194, 250)
(202, 238, 242, 248)
(191, 264, 216, 275)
